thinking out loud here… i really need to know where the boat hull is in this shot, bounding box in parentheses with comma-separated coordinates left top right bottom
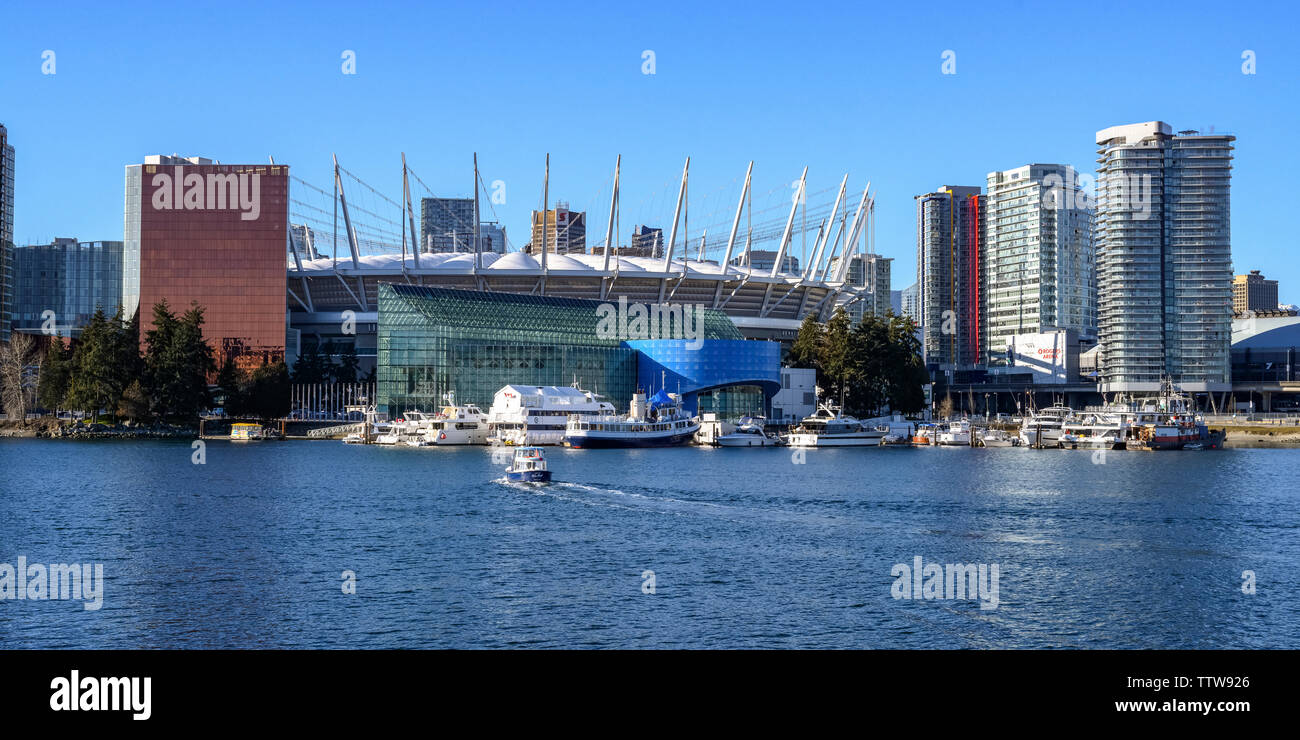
(564, 430, 698, 449)
(716, 435, 779, 447)
(506, 469, 552, 483)
(785, 433, 882, 447)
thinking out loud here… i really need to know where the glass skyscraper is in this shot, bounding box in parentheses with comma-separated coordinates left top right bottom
(12, 239, 124, 336)
(915, 185, 983, 369)
(0, 124, 14, 343)
(1095, 122, 1234, 393)
(984, 164, 1095, 363)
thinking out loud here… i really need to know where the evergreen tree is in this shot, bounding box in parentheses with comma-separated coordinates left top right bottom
(292, 342, 326, 384)
(38, 336, 72, 411)
(117, 379, 151, 422)
(335, 343, 360, 384)
(66, 308, 129, 420)
(143, 300, 214, 421)
(216, 358, 246, 417)
(820, 308, 855, 410)
(247, 361, 291, 419)
(787, 313, 823, 372)
(886, 314, 928, 414)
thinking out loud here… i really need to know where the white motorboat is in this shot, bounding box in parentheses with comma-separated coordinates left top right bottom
(1019, 406, 1074, 447)
(976, 428, 1017, 447)
(427, 399, 491, 445)
(715, 416, 781, 447)
(936, 419, 972, 446)
(785, 403, 884, 447)
(504, 446, 552, 483)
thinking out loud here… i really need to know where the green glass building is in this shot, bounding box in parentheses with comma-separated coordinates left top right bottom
(376, 284, 752, 417)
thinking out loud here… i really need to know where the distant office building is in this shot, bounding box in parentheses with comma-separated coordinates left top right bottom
(0, 124, 14, 343)
(916, 185, 984, 368)
(529, 202, 586, 255)
(12, 239, 123, 336)
(984, 164, 1095, 363)
(478, 222, 508, 254)
(901, 283, 920, 325)
(731, 249, 798, 274)
(124, 154, 288, 368)
(289, 224, 324, 262)
(1234, 270, 1278, 314)
(419, 197, 476, 253)
(1095, 122, 1234, 393)
(830, 253, 891, 321)
(890, 290, 902, 315)
(625, 225, 664, 258)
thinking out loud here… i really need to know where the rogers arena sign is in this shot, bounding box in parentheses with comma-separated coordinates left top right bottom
(1006, 331, 1074, 384)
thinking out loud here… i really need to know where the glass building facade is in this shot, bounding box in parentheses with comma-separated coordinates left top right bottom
(627, 339, 781, 418)
(376, 285, 777, 419)
(127, 156, 289, 368)
(1095, 122, 1234, 393)
(12, 239, 124, 336)
(1, 124, 14, 343)
(916, 185, 984, 369)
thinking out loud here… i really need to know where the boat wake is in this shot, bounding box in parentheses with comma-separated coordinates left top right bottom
(509, 479, 845, 529)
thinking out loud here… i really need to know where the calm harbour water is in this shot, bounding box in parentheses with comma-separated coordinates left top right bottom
(1, 438, 1297, 649)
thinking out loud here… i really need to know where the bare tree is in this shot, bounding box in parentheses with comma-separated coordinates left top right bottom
(937, 393, 955, 421)
(0, 333, 37, 423)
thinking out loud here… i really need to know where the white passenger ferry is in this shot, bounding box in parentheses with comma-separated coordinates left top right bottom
(563, 389, 699, 448)
(487, 384, 615, 446)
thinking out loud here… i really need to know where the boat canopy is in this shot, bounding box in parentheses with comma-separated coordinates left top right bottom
(648, 389, 674, 410)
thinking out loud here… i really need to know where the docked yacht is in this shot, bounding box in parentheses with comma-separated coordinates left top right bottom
(1059, 413, 1126, 450)
(487, 384, 615, 446)
(975, 428, 1018, 447)
(427, 400, 491, 445)
(936, 419, 972, 446)
(785, 404, 884, 447)
(563, 389, 699, 448)
(372, 424, 401, 445)
(1019, 406, 1074, 447)
(715, 416, 781, 447)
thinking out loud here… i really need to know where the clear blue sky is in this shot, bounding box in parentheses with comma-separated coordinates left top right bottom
(2, 0, 1297, 301)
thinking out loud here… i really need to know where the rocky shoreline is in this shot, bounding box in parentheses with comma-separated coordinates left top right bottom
(0, 419, 197, 440)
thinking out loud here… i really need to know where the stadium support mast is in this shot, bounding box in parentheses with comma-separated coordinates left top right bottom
(402, 152, 420, 269)
(807, 174, 847, 281)
(473, 153, 482, 271)
(541, 154, 549, 275)
(720, 161, 752, 270)
(827, 185, 870, 283)
(334, 153, 361, 269)
(661, 157, 689, 274)
(602, 154, 620, 272)
(770, 166, 807, 278)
